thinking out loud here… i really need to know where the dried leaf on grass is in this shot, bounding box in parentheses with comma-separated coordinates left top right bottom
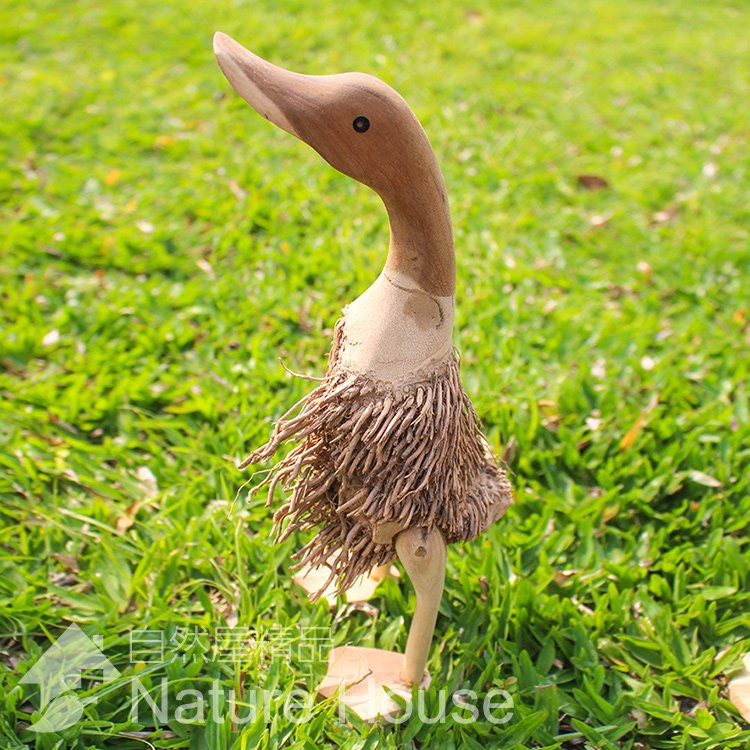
(589, 214, 610, 228)
(620, 393, 659, 451)
(114, 467, 159, 533)
(651, 204, 679, 225)
(577, 174, 610, 191)
(115, 503, 139, 533)
(688, 470, 723, 488)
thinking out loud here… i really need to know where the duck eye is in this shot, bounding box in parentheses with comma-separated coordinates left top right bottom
(352, 116, 370, 133)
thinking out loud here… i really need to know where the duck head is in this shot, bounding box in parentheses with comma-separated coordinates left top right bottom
(214, 32, 455, 297)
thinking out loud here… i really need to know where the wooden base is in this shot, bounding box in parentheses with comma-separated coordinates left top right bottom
(318, 646, 429, 722)
(293, 563, 398, 606)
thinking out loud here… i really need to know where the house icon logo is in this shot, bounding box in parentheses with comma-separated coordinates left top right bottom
(19, 623, 120, 733)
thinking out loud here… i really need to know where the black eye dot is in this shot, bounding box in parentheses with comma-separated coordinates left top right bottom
(352, 115, 370, 133)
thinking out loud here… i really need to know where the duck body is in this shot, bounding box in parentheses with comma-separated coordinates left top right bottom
(216, 33, 512, 595)
(248, 302, 509, 594)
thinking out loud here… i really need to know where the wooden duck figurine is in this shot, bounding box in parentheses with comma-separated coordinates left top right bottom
(214, 32, 512, 720)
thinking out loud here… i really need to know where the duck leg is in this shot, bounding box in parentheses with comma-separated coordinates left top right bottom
(395, 526, 446, 684)
(317, 525, 446, 721)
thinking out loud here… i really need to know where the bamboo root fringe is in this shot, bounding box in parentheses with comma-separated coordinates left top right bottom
(243, 322, 512, 599)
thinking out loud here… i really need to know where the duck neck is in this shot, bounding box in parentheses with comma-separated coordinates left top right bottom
(381, 166, 456, 298)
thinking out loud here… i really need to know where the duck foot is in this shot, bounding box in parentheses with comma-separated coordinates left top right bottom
(293, 562, 398, 607)
(317, 645, 429, 722)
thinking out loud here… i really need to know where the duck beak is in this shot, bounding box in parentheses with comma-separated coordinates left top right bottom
(213, 32, 306, 139)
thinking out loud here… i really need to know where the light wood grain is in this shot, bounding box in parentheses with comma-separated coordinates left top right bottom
(395, 526, 446, 685)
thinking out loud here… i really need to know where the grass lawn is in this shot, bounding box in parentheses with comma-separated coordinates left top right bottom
(1, 0, 749, 747)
